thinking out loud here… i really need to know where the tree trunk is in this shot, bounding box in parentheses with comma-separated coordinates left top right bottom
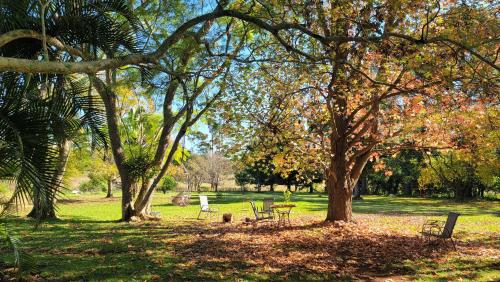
(325, 125, 353, 222)
(28, 139, 71, 220)
(121, 179, 135, 221)
(324, 131, 369, 221)
(404, 181, 413, 196)
(92, 77, 133, 221)
(326, 175, 353, 222)
(90, 16, 224, 221)
(354, 174, 367, 199)
(143, 195, 153, 215)
(106, 178, 113, 198)
(309, 183, 314, 193)
(132, 180, 154, 217)
(213, 179, 218, 192)
(270, 183, 274, 192)
(353, 182, 362, 200)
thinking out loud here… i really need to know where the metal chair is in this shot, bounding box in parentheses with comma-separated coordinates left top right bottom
(250, 201, 273, 221)
(240, 197, 251, 220)
(197, 195, 219, 221)
(421, 212, 460, 250)
(261, 198, 275, 219)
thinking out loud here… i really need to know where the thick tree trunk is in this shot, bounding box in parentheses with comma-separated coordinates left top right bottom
(325, 120, 353, 222)
(270, 183, 274, 192)
(27, 194, 57, 219)
(324, 127, 370, 221)
(326, 170, 354, 222)
(27, 202, 56, 219)
(121, 179, 135, 221)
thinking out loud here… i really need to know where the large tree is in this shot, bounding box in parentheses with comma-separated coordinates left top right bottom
(219, 1, 498, 221)
(90, 1, 252, 220)
(0, 0, 131, 219)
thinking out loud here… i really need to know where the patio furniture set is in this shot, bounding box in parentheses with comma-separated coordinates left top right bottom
(177, 193, 461, 249)
(249, 199, 296, 226)
(197, 195, 296, 226)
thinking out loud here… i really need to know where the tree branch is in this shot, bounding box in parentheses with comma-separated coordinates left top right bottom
(0, 9, 497, 74)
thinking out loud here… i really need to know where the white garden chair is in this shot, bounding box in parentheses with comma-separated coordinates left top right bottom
(197, 195, 219, 221)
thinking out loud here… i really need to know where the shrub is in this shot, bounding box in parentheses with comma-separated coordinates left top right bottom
(235, 171, 251, 192)
(78, 177, 106, 193)
(158, 176, 177, 194)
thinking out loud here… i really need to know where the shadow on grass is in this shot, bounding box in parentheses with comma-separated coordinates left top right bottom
(1, 217, 178, 280)
(409, 255, 500, 281)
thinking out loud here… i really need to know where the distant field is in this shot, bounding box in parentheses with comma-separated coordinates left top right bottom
(1, 192, 499, 281)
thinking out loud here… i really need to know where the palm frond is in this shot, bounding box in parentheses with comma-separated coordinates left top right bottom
(0, 224, 37, 274)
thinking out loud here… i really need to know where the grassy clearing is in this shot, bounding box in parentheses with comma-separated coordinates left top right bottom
(1, 192, 499, 281)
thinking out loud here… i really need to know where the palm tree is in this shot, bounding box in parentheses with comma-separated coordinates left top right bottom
(0, 71, 106, 216)
(0, 0, 139, 219)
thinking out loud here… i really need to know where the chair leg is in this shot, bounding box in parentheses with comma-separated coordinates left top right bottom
(197, 210, 202, 220)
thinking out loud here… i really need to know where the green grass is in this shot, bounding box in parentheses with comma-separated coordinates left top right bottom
(1, 192, 499, 281)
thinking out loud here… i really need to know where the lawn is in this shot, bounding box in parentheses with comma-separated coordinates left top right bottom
(1, 192, 499, 281)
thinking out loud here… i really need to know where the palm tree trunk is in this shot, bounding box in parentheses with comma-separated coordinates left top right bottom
(28, 139, 71, 219)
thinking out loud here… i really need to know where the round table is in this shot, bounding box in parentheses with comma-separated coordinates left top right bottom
(271, 204, 296, 226)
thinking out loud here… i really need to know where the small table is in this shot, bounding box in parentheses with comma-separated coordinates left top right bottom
(271, 204, 296, 226)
